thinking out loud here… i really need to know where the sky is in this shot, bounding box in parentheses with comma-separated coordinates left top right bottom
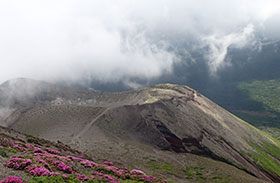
(0, 0, 280, 88)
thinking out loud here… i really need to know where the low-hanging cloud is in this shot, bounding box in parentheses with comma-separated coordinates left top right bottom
(202, 24, 256, 75)
(0, 0, 280, 87)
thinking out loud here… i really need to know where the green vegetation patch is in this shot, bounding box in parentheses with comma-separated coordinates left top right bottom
(28, 175, 103, 183)
(29, 175, 68, 183)
(233, 111, 279, 127)
(26, 135, 50, 146)
(0, 147, 19, 158)
(237, 79, 280, 113)
(235, 79, 280, 140)
(183, 166, 206, 180)
(0, 148, 9, 158)
(146, 159, 174, 172)
(248, 142, 280, 176)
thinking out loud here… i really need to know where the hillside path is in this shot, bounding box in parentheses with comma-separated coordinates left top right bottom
(71, 107, 110, 142)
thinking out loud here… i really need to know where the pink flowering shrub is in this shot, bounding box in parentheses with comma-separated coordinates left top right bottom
(80, 159, 98, 168)
(53, 160, 72, 173)
(103, 166, 129, 179)
(35, 158, 50, 169)
(0, 138, 12, 147)
(76, 174, 89, 181)
(46, 148, 61, 155)
(139, 175, 160, 182)
(103, 161, 114, 166)
(12, 144, 26, 152)
(33, 147, 46, 154)
(103, 174, 120, 183)
(6, 157, 32, 170)
(25, 164, 53, 176)
(92, 171, 120, 183)
(1, 133, 166, 183)
(115, 169, 129, 179)
(0, 176, 24, 183)
(66, 156, 82, 162)
(24, 143, 34, 150)
(131, 169, 146, 176)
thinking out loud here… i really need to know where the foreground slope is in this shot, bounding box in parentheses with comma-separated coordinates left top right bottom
(0, 78, 279, 182)
(0, 126, 166, 182)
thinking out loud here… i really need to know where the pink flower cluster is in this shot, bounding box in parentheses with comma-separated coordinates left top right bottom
(25, 164, 53, 176)
(46, 148, 61, 155)
(131, 169, 146, 176)
(103, 174, 120, 183)
(24, 143, 34, 149)
(0, 138, 26, 152)
(0, 138, 12, 147)
(33, 147, 46, 154)
(140, 175, 160, 182)
(66, 156, 82, 161)
(6, 157, 32, 170)
(92, 171, 120, 183)
(1, 134, 166, 183)
(53, 160, 72, 173)
(104, 166, 129, 179)
(35, 158, 50, 169)
(80, 159, 99, 168)
(0, 176, 23, 183)
(103, 161, 114, 166)
(76, 174, 89, 181)
(12, 144, 26, 152)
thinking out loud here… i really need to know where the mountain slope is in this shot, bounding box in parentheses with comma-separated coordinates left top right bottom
(0, 126, 167, 183)
(0, 78, 279, 182)
(236, 79, 280, 137)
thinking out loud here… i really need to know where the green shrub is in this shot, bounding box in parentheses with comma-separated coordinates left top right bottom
(0, 148, 9, 158)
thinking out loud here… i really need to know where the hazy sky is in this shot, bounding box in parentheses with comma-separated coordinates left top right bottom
(0, 0, 279, 87)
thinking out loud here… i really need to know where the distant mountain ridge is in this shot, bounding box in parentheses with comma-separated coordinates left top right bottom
(0, 78, 280, 182)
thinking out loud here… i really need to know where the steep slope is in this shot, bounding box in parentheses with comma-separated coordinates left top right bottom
(0, 78, 279, 182)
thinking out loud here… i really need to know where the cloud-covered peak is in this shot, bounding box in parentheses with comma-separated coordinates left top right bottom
(0, 0, 279, 88)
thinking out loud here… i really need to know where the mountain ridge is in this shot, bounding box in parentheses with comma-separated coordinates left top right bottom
(0, 78, 280, 182)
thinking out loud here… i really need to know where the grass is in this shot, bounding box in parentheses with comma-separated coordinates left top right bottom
(232, 112, 280, 177)
(146, 159, 174, 172)
(28, 175, 103, 183)
(232, 111, 280, 139)
(182, 165, 237, 183)
(233, 111, 279, 127)
(248, 142, 280, 176)
(183, 166, 206, 180)
(237, 79, 280, 113)
(259, 127, 280, 140)
(0, 147, 19, 158)
(0, 148, 9, 158)
(28, 175, 68, 183)
(26, 135, 45, 146)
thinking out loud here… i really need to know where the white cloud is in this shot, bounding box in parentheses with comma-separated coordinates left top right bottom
(202, 24, 255, 75)
(0, 0, 279, 87)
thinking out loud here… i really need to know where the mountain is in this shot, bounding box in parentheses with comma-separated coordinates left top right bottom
(182, 41, 280, 142)
(0, 78, 280, 182)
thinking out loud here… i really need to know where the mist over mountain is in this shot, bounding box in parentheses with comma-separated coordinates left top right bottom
(1, 1, 280, 183)
(0, 0, 280, 89)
